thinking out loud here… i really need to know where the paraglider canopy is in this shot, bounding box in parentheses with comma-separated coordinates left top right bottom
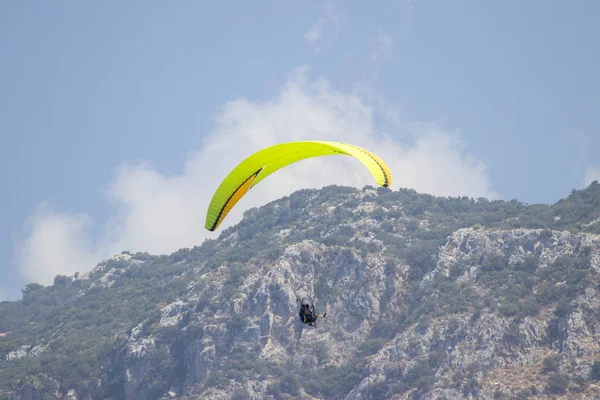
(205, 141, 392, 231)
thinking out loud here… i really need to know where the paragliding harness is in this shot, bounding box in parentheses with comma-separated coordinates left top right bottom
(291, 288, 327, 329)
(298, 297, 326, 328)
(299, 299, 316, 326)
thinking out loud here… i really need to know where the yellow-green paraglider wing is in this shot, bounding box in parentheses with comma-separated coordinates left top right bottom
(205, 141, 392, 231)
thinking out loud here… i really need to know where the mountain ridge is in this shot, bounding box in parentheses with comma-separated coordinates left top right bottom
(2, 182, 600, 399)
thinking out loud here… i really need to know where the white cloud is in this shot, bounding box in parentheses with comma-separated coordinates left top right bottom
(304, 1, 342, 50)
(583, 167, 600, 187)
(15, 202, 100, 286)
(369, 30, 395, 80)
(14, 69, 498, 287)
(377, 30, 394, 51)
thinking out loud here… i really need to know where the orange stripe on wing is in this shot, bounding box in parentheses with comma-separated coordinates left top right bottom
(209, 168, 263, 231)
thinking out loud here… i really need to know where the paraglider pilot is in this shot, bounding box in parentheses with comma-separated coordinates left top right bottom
(299, 302, 326, 327)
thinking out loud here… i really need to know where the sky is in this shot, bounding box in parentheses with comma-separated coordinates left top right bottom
(1, 1, 599, 301)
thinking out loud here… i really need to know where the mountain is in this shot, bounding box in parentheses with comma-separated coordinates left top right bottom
(2, 182, 600, 399)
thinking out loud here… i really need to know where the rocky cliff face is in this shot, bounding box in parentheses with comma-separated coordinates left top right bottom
(119, 238, 392, 399)
(4, 184, 600, 400)
(106, 226, 600, 400)
(348, 228, 600, 400)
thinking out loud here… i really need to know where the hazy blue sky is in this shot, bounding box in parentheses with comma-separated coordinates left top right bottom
(1, 1, 599, 300)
